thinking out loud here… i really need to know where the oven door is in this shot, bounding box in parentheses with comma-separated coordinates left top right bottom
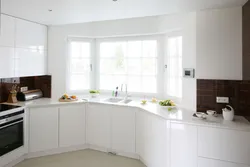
(0, 118, 24, 156)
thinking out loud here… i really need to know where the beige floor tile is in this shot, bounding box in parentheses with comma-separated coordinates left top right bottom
(14, 149, 146, 167)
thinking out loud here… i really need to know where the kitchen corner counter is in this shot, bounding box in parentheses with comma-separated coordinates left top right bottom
(4, 97, 250, 132)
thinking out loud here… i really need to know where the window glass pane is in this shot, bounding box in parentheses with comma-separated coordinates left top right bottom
(100, 75, 126, 90)
(100, 42, 126, 58)
(69, 74, 90, 91)
(127, 58, 141, 75)
(166, 36, 182, 98)
(71, 59, 90, 73)
(142, 76, 157, 93)
(100, 59, 126, 75)
(71, 42, 90, 58)
(68, 41, 91, 91)
(143, 40, 157, 57)
(127, 76, 141, 92)
(127, 41, 141, 57)
(142, 58, 157, 75)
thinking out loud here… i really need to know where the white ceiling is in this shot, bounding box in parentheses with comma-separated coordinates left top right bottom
(2, 0, 248, 25)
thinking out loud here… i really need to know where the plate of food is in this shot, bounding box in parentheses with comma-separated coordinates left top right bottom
(59, 94, 78, 102)
(159, 100, 176, 111)
(89, 90, 100, 98)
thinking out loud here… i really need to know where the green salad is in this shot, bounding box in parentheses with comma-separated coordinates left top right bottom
(89, 90, 100, 94)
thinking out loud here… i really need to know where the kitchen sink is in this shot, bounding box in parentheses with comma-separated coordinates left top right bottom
(104, 98, 132, 104)
(120, 99, 133, 104)
(104, 98, 123, 103)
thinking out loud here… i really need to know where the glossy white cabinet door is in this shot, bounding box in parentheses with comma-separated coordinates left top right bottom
(170, 123, 197, 167)
(150, 115, 168, 167)
(15, 48, 47, 77)
(198, 157, 250, 167)
(136, 110, 151, 165)
(198, 127, 250, 165)
(111, 106, 135, 154)
(16, 18, 47, 50)
(0, 47, 15, 78)
(0, 15, 15, 47)
(136, 110, 168, 167)
(59, 105, 86, 148)
(86, 104, 111, 149)
(29, 107, 59, 153)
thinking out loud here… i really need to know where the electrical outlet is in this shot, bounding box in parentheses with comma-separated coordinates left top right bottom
(216, 97, 229, 104)
(20, 87, 28, 92)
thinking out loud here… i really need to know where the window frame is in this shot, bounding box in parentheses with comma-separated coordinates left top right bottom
(163, 32, 183, 102)
(66, 37, 95, 94)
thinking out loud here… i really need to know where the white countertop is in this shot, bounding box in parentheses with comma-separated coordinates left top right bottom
(3, 97, 250, 132)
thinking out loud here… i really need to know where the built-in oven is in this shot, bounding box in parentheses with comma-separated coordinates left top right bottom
(0, 110, 24, 156)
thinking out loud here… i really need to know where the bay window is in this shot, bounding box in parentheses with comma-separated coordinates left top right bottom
(67, 34, 183, 97)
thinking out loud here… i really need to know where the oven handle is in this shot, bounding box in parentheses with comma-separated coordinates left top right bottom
(0, 120, 23, 130)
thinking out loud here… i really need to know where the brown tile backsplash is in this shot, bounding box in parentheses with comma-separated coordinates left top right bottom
(197, 79, 250, 117)
(0, 75, 51, 103)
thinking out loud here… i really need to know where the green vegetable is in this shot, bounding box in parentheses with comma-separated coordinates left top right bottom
(159, 100, 175, 106)
(89, 90, 100, 94)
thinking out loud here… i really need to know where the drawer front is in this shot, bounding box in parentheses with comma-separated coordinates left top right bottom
(198, 157, 249, 167)
(198, 127, 250, 165)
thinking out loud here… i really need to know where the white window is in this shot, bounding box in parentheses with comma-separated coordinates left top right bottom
(166, 36, 183, 98)
(98, 38, 158, 93)
(67, 39, 92, 92)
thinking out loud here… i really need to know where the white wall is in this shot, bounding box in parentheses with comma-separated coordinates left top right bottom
(48, 13, 197, 110)
(196, 7, 242, 80)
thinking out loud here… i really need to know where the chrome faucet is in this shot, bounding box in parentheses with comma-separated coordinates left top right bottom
(121, 84, 129, 100)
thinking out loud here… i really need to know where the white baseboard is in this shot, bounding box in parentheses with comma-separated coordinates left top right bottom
(4, 156, 25, 167)
(27, 144, 88, 159)
(87, 144, 139, 160)
(139, 155, 149, 167)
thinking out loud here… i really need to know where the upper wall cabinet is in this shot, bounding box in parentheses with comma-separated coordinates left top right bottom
(16, 19, 47, 50)
(196, 7, 243, 80)
(243, 1, 250, 80)
(0, 47, 15, 78)
(0, 15, 15, 47)
(15, 48, 47, 77)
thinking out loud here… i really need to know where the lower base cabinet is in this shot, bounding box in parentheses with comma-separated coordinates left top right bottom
(136, 110, 168, 167)
(29, 107, 59, 153)
(170, 123, 197, 167)
(111, 106, 136, 154)
(198, 157, 250, 167)
(59, 104, 86, 148)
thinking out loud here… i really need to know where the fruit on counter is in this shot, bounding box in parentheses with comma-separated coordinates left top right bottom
(159, 100, 175, 106)
(60, 94, 77, 100)
(89, 90, 100, 94)
(70, 95, 77, 99)
(141, 100, 147, 104)
(152, 97, 157, 103)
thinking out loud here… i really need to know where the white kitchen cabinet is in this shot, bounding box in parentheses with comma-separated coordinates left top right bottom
(86, 104, 111, 149)
(170, 122, 197, 167)
(136, 110, 168, 167)
(198, 157, 250, 167)
(16, 18, 47, 50)
(0, 47, 15, 78)
(29, 107, 59, 153)
(198, 127, 250, 166)
(0, 15, 15, 47)
(59, 104, 86, 148)
(111, 106, 135, 154)
(196, 7, 242, 80)
(15, 48, 47, 77)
